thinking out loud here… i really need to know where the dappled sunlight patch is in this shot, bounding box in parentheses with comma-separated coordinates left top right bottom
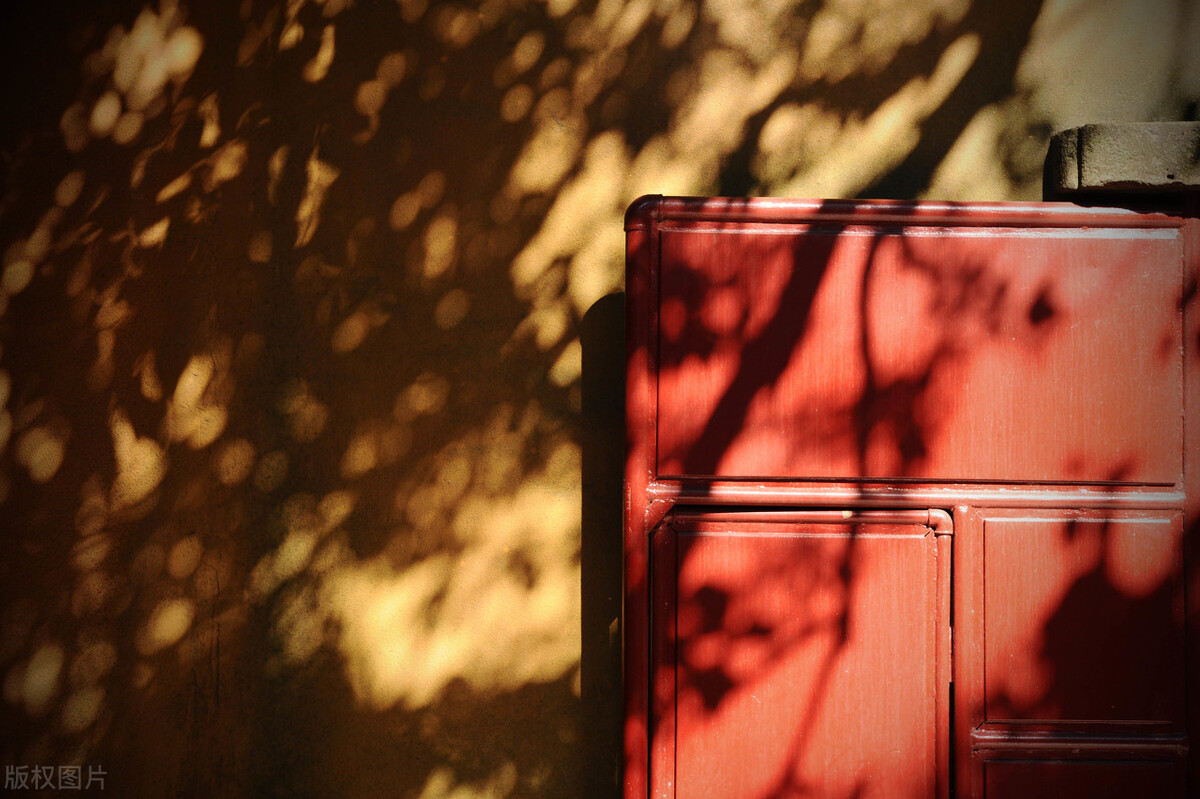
(352, 51, 410, 142)
(54, 172, 87, 208)
(389, 191, 422, 230)
(500, 83, 535, 122)
(74, 475, 110, 538)
(547, 338, 581, 387)
(133, 351, 164, 402)
(198, 93, 222, 147)
(214, 437, 257, 485)
(779, 32, 982, 198)
(109, 408, 167, 514)
(279, 379, 329, 442)
(660, 0, 696, 49)
(135, 598, 195, 656)
(70, 534, 113, 573)
(250, 490, 358, 599)
(324, 429, 581, 710)
(66, 8, 206, 155)
(252, 528, 319, 598)
(416, 762, 519, 799)
(60, 686, 106, 734)
(505, 105, 585, 196)
(331, 301, 391, 354)
(566, 221, 622, 313)
(138, 217, 171, 248)
(295, 149, 340, 247)
(513, 304, 570, 353)
(923, 104, 1016, 200)
(21, 643, 65, 717)
(753, 102, 842, 186)
(398, 0, 430, 24)
(494, 29, 545, 90)
(394, 372, 450, 420)
(167, 535, 205, 580)
(458, 403, 538, 496)
(271, 584, 327, 667)
(156, 171, 193, 203)
(68, 639, 117, 688)
(112, 109, 146, 145)
(1, 258, 34, 297)
(509, 130, 626, 305)
(326, 554, 452, 707)
(280, 18, 304, 51)
(166, 351, 232, 448)
(434, 288, 470, 329)
(421, 208, 459, 280)
(206, 139, 249, 190)
(376, 49, 409, 85)
(798, 0, 969, 83)
(89, 92, 123, 137)
(340, 421, 412, 479)
(328, 485, 580, 709)
(418, 170, 448, 208)
(431, 4, 482, 48)
(267, 145, 289, 204)
(15, 423, 68, 483)
(2, 206, 64, 297)
(303, 25, 337, 82)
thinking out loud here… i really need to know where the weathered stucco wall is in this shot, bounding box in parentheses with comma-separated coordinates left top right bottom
(0, 0, 1196, 796)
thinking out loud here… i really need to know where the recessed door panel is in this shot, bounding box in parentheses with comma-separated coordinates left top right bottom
(982, 513, 1185, 724)
(655, 224, 1183, 484)
(655, 514, 946, 799)
(983, 760, 1181, 798)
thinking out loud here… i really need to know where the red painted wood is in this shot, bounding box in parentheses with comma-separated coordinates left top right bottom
(625, 223, 654, 799)
(657, 515, 943, 799)
(983, 760, 1182, 798)
(981, 512, 1185, 726)
(624, 196, 1196, 799)
(1181, 210, 1200, 796)
(655, 224, 1183, 483)
(959, 507, 1189, 795)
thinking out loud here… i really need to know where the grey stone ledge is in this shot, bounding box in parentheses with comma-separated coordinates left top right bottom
(1046, 121, 1200, 195)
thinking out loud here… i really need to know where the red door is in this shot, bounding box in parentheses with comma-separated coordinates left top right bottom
(624, 196, 1198, 799)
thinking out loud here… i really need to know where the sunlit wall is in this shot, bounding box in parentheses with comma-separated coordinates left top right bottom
(0, 0, 1196, 796)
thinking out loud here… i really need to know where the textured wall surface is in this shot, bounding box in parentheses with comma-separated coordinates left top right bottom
(0, 0, 1196, 796)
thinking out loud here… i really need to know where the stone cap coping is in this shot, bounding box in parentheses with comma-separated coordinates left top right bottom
(1045, 121, 1200, 195)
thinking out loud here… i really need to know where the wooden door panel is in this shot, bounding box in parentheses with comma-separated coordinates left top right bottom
(655, 224, 1183, 484)
(657, 516, 945, 799)
(982, 513, 1185, 724)
(983, 760, 1181, 798)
